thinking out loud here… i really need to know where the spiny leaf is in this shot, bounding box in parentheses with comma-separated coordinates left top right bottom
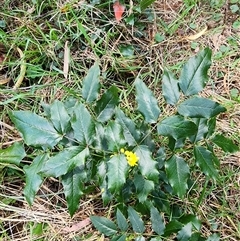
(82, 62, 100, 102)
(179, 48, 212, 96)
(135, 145, 159, 181)
(0, 142, 26, 165)
(23, 154, 48, 205)
(107, 154, 129, 193)
(90, 216, 118, 236)
(157, 115, 197, 140)
(49, 100, 71, 134)
(134, 174, 155, 203)
(95, 85, 119, 122)
(128, 206, 145, 233)
(116, 208, 128, 232)
(162, 70, 180, 105)
(135, 78, 161, 123)
(177, 97, 226, 118)
(71, 103, 95, 145)
(212, 134, 239, 153)
(150, 206, 165, 235)
(10, 111, 62, 149)
(194, 146, 218, 180)
(40, 146, 89, 177)
(115, 108, 140, 146)
(62, 166, 86, 217)
(165, 155, 190, 198)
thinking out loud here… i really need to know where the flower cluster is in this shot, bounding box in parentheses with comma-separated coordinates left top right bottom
(120, 148, 139, 167)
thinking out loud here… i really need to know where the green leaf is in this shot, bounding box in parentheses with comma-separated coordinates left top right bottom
(127, 206, 145, 233)
(189, 118, 208, 143)
(150, 206, 165, 235)
(212, 134, 239, 153)
(140, 0, 157, 10)
(116, 208, 128, 232)
(179, 214, 201, 231)
(40, 146, 89, 177)
(0, 142, 26, 165)
(206, 233, 220, 241)
(135, 78, 161, 123)
(107, 155, 129, 193)
(95, 85, 119, 122)
(152, 189, 170, 214)
(49, 100, 71, 134)
(135, 237, 145, 241)
(62, 166, 86, 217)
(71, 103, 95, 145)
(164, 220, 183, 236)
(135, 145, 159, 181)
(90, 216, 118, 236)
(177, 223, 192, 241)
(23, 154, 48, 205)
(111, 234, 127, 241)
(105, 121, 126, 152)
(177, 97, 226, 118)
(115, 108, 140, 146)
(134, 174, 155, 203)
(165, 155, 190, 198)
(194, 146, 218, 180)
(157, 115, 197, 140)
(179, 48, 212, 96)
(10, 111, 62, 149)
(162, 70, 180, 105)
(82, 62, 100, 102)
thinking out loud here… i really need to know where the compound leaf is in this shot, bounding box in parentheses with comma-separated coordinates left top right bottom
(128, 206, 145, 233)
(116, 208, 128, 232)
(95, 85, 119, 122)
(165, 155, 190, 198)
(135, 78, 161, 123)
(90, 216, 118, 236)
(162, 70, 180, 105)
(178, 97, 226, 118)
(194, 146, 218, 180)
(179, 48, 212, 96)
(107, 155, 129, 193)
(40, 146, 89, 177)
(49, 100, 71, 134)
(71, 103, 95, 145)
(157, 116, 197, 140)
(135, 145, 159, 181)
(23, 154, 48, 205)
(10, 111, 62, 149)
(150, 206, 165, 235)
(177, 223, 192, 241)
(212, 134, 239, 153)
(62, 166, 86, 217)
(0, 142, 26, 165)
(82, 63, 100, 102)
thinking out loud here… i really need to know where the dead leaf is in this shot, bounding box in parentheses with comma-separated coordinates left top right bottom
(113, 1, 125, 23)
(185, 26, 208, 40)
(13, 47, 26, 90)
(62, 217, 91, 233)
(0, 76, 10, 85)
(63, 41, 70, 80)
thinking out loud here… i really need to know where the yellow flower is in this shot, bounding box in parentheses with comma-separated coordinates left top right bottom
(119, 148, 139, 166)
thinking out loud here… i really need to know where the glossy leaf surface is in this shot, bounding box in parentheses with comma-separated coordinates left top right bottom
(212, 134, 239, 153)
(178, 97, 226, 118)
(23, 154, 48, 205)
(82, 62, 100, 102)
(116, 208, 128, 232)
(128, 206, 145, 233)
(95, 85, 119, 122)
(10, 111, 62, 149)
(179, 48, 212, 95)
(165, 155, 190, 198)
(150, 206, 165, 235)
(0, 142, 26, 165)
(135, 78, 161, 123)
(162, 70, 180, 105)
